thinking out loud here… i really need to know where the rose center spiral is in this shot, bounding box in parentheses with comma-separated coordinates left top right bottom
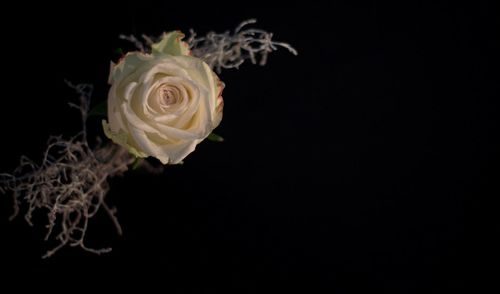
(160, 88, 177, 106)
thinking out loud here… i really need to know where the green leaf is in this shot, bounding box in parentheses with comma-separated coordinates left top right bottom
(115, 47, 124, 55)
(207, 133, 224, 142)
(89, 101, 107, 117)
(131, 157, 143, 170)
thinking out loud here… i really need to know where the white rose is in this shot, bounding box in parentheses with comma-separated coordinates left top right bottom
(103, 31, 224, 164)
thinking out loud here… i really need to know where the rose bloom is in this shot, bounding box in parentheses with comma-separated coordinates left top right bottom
(103, 31, 224, 164)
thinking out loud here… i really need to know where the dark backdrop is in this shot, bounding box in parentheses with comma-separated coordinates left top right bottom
(0, 1, 494, 292)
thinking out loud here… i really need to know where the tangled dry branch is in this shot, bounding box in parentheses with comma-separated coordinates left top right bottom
(0, 83, 134, 258)
(120, 19, 298, 73)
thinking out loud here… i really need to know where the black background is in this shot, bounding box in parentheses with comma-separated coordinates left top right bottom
(0, 1, 495, 292)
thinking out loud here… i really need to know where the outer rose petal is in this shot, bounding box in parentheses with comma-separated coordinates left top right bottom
(109, 52, 153, 84)
(151, 31, 190, 57)
(102, 120, 147, 158)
